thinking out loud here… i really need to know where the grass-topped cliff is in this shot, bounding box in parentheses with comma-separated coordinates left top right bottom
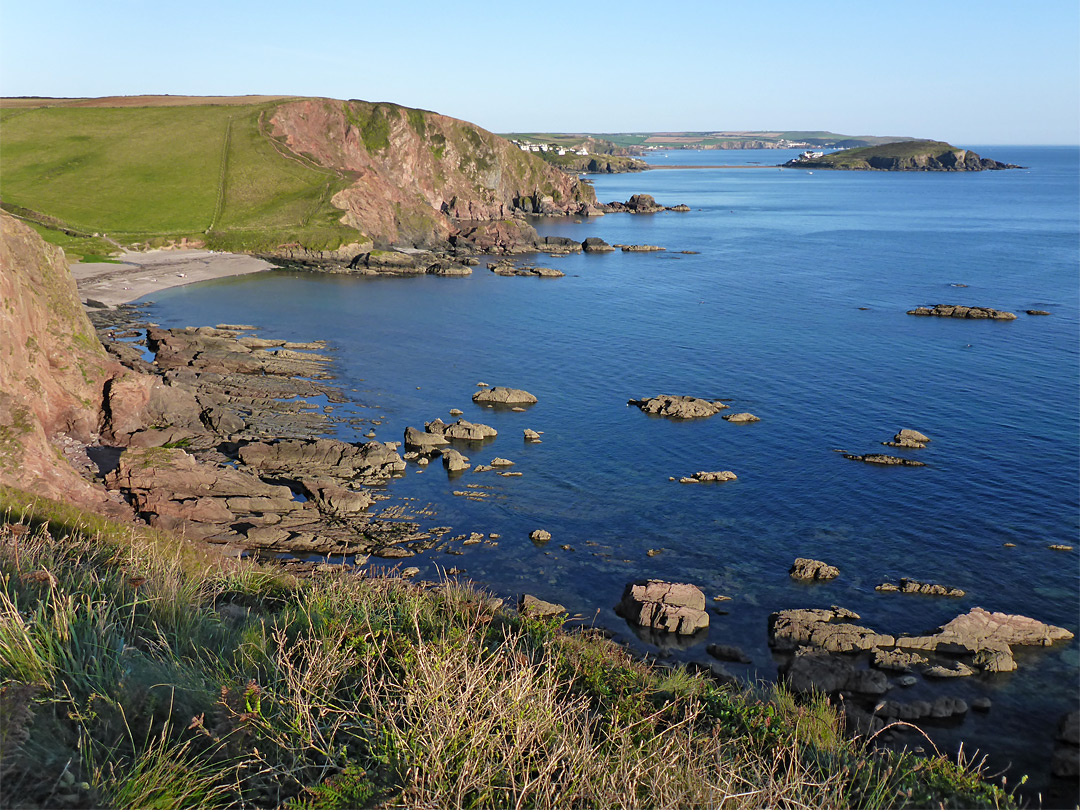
(0, 487, 1016, 809)
(0, 96, 595, 257)
(785, 140, 1019, 171)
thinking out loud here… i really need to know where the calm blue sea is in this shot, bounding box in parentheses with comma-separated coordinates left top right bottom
(141, 145, 1079, 791)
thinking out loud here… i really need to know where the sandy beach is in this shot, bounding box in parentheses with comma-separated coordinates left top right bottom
(72, 249, 274, 307)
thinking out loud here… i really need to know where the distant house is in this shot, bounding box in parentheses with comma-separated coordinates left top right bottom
(574, 147, 589, 156)
(799, 150, 824, 160)
(556, 148, 566, 156)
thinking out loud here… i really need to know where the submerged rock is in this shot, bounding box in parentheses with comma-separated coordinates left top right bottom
(844, 453, 926, 467)
(783, 649, 889, 696)
(707, 644, 752, 664)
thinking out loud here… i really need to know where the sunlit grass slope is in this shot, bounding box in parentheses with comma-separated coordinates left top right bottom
(0, 485, 1016, 809)
(0, 102, 362, 253)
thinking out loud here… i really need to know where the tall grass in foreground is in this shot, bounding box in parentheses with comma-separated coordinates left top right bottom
(0, 486, 1015, 809)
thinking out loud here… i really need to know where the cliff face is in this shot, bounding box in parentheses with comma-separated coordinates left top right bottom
(269, 100, 597, 247)
(0, 214, 120, 508)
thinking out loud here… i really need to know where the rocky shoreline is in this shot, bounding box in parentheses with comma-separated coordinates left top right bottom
(87, 308, 488, 565)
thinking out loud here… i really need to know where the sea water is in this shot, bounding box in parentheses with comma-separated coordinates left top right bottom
(141, 145, 1079, 792)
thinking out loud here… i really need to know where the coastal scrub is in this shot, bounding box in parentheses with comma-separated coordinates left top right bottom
(0, 486, 1015, 809)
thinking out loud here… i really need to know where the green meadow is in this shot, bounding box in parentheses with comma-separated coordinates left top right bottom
(0, 102, 362, 254)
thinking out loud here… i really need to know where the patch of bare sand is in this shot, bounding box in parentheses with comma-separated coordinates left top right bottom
(72, 250, 274, 307)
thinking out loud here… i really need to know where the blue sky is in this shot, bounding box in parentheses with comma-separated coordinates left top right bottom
(1, 0, 1077, 144)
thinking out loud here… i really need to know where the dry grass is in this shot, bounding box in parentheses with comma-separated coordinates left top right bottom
(0, 487, 1016, 809)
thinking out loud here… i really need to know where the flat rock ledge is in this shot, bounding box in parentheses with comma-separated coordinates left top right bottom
(790, 558, 840, 581)
(472, 386, 537, 405)
(876, 578, 965, 598)
(843, 453, 925, 467)
(679, 471, 737, 484)
(629, 395, 729, 419)
(616, 580, 709, 635)
(488, 260, 565, 277)
(907, 304, 1017, 320)
(770, 605, 1073, 685)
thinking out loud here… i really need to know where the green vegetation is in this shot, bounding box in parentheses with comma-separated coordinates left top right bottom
(344, 101, 394, 154)
(0, 486, 1016, 809)
(19, 222, 121, 264)
(0, 102, 363, 255)
(798, 140, 959, 169)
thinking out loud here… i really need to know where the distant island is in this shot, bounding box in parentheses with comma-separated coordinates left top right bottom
(783, 140, 1022, 172)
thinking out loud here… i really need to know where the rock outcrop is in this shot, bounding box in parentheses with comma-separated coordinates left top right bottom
(519, 594, 565, 619)
(0, 214, 123, 512)
(679, 471, 737, 484)
(616, 580, 709, 635)
(883, 428, 930, 449)
(722, 412, 759, 423)
(789, 558, 840, 581)
(425, 418, 497, 441)
(472, 387, 537, 405)
(268, 99, 595, 249)
(629, 395, 728, 419)
(769, 607, 894, 653)
(907, 305, 1017, 320)
(876, 578, 965, 598)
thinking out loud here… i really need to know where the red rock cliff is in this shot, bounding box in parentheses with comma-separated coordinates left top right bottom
(269, 99, 596, 247)
(0, 214, 120, 509)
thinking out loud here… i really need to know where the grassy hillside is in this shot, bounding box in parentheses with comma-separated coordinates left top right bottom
(0, 486, 1016, 809)
(808, 140, 958, 167)
(0, 101, 366, 255)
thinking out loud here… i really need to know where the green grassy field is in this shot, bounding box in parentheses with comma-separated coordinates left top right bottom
(812, 140, 956, 166)
(0, 102, 362, 255)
